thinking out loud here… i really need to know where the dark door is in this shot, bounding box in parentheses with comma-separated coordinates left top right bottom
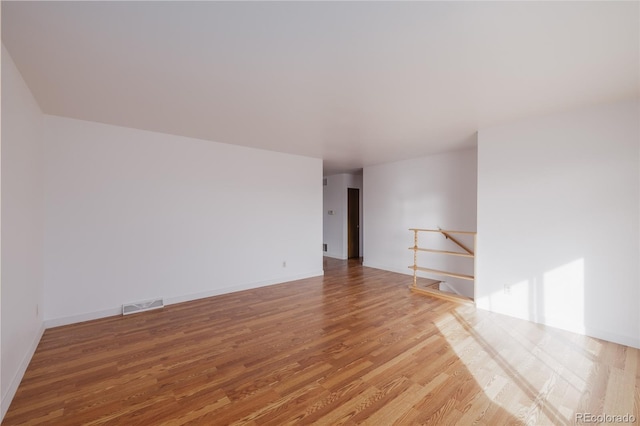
(347, 188, 360, 259)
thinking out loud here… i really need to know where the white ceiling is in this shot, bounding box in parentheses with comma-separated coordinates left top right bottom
(3, 1, 638, 175)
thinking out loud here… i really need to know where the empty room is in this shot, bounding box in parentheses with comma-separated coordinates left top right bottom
(1, 1, 639, 424)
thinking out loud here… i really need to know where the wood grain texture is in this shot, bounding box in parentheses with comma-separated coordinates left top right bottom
(4, 258, 639, 425)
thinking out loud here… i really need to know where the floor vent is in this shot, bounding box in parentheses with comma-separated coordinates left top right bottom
(122, 298, 164, 315)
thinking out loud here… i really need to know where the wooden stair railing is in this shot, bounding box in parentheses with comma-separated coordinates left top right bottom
(409, 228, 476, 305)
(440, 230, 474, 255)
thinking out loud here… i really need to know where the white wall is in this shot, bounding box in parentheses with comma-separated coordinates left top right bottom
(323, 173, 362, 259)
(43, 116, 323, 325)
(477, 99, 640, 348)
(1, 45, 45, 418)
(323, 174, 347, 259)
(363, 148, 478, 297)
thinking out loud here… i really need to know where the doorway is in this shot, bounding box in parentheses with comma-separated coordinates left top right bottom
(347, 188, 360, 259)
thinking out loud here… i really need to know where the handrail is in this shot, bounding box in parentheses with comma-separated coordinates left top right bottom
(409, 228, 476, 235)
(440, 231, 474, 255)
(409, 228, 477, 303)
(408, 228, 475, 254)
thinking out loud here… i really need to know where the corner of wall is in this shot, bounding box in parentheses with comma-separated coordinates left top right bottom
(1, 44, 47, 422)
(0, 323, 45, 419)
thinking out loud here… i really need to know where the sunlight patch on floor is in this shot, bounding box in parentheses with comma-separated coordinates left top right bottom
(432, 307, 601, 424)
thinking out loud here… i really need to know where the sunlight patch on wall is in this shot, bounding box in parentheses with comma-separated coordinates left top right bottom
(477, 258, 585, 337)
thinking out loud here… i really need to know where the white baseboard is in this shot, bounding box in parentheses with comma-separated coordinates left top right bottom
(323, 253, 347, 260)
(164, 270, 324, 306)
(44, 270, 325, 328)
(582, 326, 640, 349)
(45, 307, 122, 329)
(476, 305, 640, 350)
(1, 322, 45, 420)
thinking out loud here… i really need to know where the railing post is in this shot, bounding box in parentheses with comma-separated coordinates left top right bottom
(412, 229, 419, 288)
(473, 232, 477, 300)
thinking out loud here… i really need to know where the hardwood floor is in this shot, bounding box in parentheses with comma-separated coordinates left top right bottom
(4, 258, 639, 425)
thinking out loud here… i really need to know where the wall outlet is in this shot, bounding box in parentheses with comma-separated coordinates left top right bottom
(282, 261, 287, 268)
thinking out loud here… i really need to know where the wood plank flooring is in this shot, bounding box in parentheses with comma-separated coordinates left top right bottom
(4, 258, 639, 425)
